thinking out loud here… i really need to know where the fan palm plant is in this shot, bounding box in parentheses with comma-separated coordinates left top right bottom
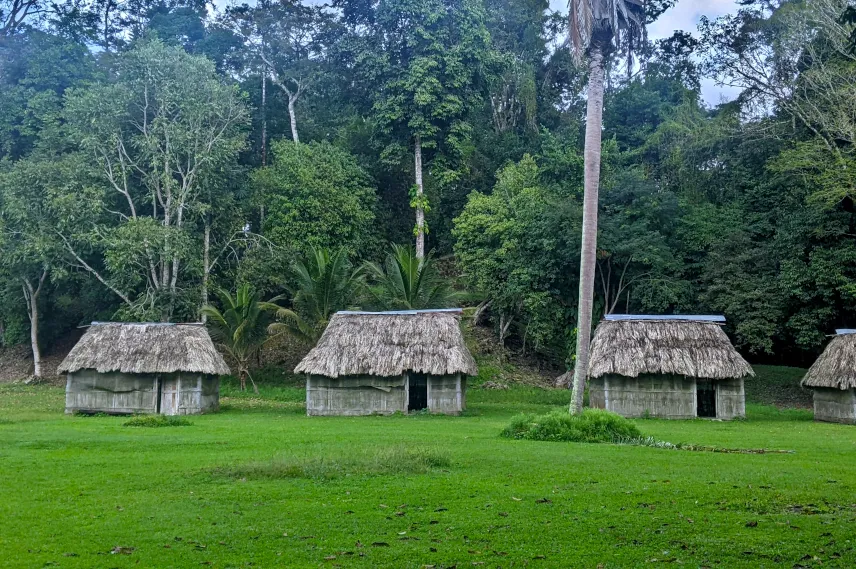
(568, 0, 646, 415)
(363, 244, 462, 310)
(269, 247, 364, 345)
(201, 284, 281, 393)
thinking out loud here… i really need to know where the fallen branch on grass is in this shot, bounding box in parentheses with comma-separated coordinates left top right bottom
(615, 436, 795, 454)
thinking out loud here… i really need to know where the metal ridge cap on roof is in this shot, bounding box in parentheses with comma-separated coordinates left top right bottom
(604, 314, 726, 323)
(88, 321, 205, 327)
(835, 328, 856, 335)
(336, 308, 463, 316)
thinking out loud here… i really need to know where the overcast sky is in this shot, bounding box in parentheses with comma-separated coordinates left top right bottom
(548, 0, 742, 105)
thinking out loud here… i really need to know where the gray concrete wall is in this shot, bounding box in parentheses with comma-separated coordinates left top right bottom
(306, 375, 407, 416)
(715, 377, 746, 419)
(599, 374, 697, 419)
(812, 388, 856, 424)
(428, 374, 465, 415)
(65, 371, 158, 414)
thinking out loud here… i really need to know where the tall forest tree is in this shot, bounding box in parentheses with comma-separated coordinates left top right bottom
(62, 39, 249, 321)
(352, 0, 491, 258)
(223, 0, 330, 144)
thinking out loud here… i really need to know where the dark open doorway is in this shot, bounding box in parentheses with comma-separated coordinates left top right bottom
(408, 374, 428, 412)
(697, 380, 716, 418)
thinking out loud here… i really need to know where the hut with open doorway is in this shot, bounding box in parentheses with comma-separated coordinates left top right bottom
(587, 315, 754, 420)
(294, 309, 477, 416)
(801, 330, 856, 424)
(59, 322, 230, 415)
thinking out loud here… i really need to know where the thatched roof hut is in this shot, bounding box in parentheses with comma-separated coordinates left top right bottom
(60, 322, 229, 416)
(587, 315, 753, 420)
(801, 330, 856, 424)
(589, 315, 754, 380)
(295, 309, 477, 416)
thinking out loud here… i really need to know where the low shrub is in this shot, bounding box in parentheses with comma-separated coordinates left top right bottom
(123, 415, 193, 428)
(501, 409, 641, 443)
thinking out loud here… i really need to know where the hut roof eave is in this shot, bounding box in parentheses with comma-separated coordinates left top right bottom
(802, 333, 856, 390)
(295, 310, 478, 378)
(588, 319, 754, 380)
(57, 322, 230, 376)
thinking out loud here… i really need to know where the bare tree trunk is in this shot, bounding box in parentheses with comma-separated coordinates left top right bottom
(261, 71, 267, 166)
(201, 221, 211, 323)
(288, 95, 299, 143)
(22, 269, 47, 378)
(570, 46, 605, 416)
(414, 134, 425, 259)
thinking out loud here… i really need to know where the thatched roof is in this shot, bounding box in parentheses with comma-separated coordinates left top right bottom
(802, 333, 856, 390)
(294, 309, 478, 377)
(58, 322, 230, 375)
(588, 317, 754, 380)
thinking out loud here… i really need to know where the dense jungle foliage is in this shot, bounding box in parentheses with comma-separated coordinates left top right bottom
(2, 0, 856, 369)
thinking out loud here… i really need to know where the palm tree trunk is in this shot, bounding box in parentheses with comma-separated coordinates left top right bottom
(414, 134, 425, 259)
(570, 45, 606, 415)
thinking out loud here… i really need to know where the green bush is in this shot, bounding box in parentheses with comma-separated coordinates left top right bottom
(123, 415, 193, 428)
(501, 409, 641, 443)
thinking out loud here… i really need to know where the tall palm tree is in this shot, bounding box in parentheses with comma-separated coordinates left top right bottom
(363, 244, 462, 310)
(270, 247, 364, 345)
(568, 0, 645, 415)
(202, 284, 281, 393)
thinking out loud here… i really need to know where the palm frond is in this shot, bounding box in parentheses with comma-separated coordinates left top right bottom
(568, 0, 646, 63)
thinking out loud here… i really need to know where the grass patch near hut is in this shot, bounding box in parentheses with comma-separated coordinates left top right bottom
(214, 445, 451, 481)
(1, 382, 855, 568)
(501, 409, 642, 442)
(123, 415, 193, 428)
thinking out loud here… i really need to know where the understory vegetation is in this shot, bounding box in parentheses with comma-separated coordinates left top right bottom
(0, 380, 853, 568)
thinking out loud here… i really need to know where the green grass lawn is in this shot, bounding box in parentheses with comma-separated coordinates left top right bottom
(1, 377, 854, 569)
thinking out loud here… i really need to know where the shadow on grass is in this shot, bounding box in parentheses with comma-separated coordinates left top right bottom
(210, 445, 451, 481)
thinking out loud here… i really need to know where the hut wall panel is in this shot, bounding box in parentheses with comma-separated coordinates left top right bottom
(167, 374, 220, 416)
(65, 370, 158, 414)
(603, 374, 696, 419)
(306, 375, 407, 416)
(589, 378, 606, 409)
(428, 374, 464, 415)
(812, 388, 856, 424)
(715, 378, 745, 419)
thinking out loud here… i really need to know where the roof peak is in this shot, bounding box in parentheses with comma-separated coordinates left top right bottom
(336, 309, 462, 316)
(604, 314, 726, 323)
(88, 321, 204, 327)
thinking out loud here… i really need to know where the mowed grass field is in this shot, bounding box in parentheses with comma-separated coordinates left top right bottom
(1, 368, 855, 568)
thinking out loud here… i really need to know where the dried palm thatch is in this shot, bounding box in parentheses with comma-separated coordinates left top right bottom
(588, 319, 754, 380)
(58, 323, 230, 375)
(802, 333, 856, 390)
(294, 310, 478, 377)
